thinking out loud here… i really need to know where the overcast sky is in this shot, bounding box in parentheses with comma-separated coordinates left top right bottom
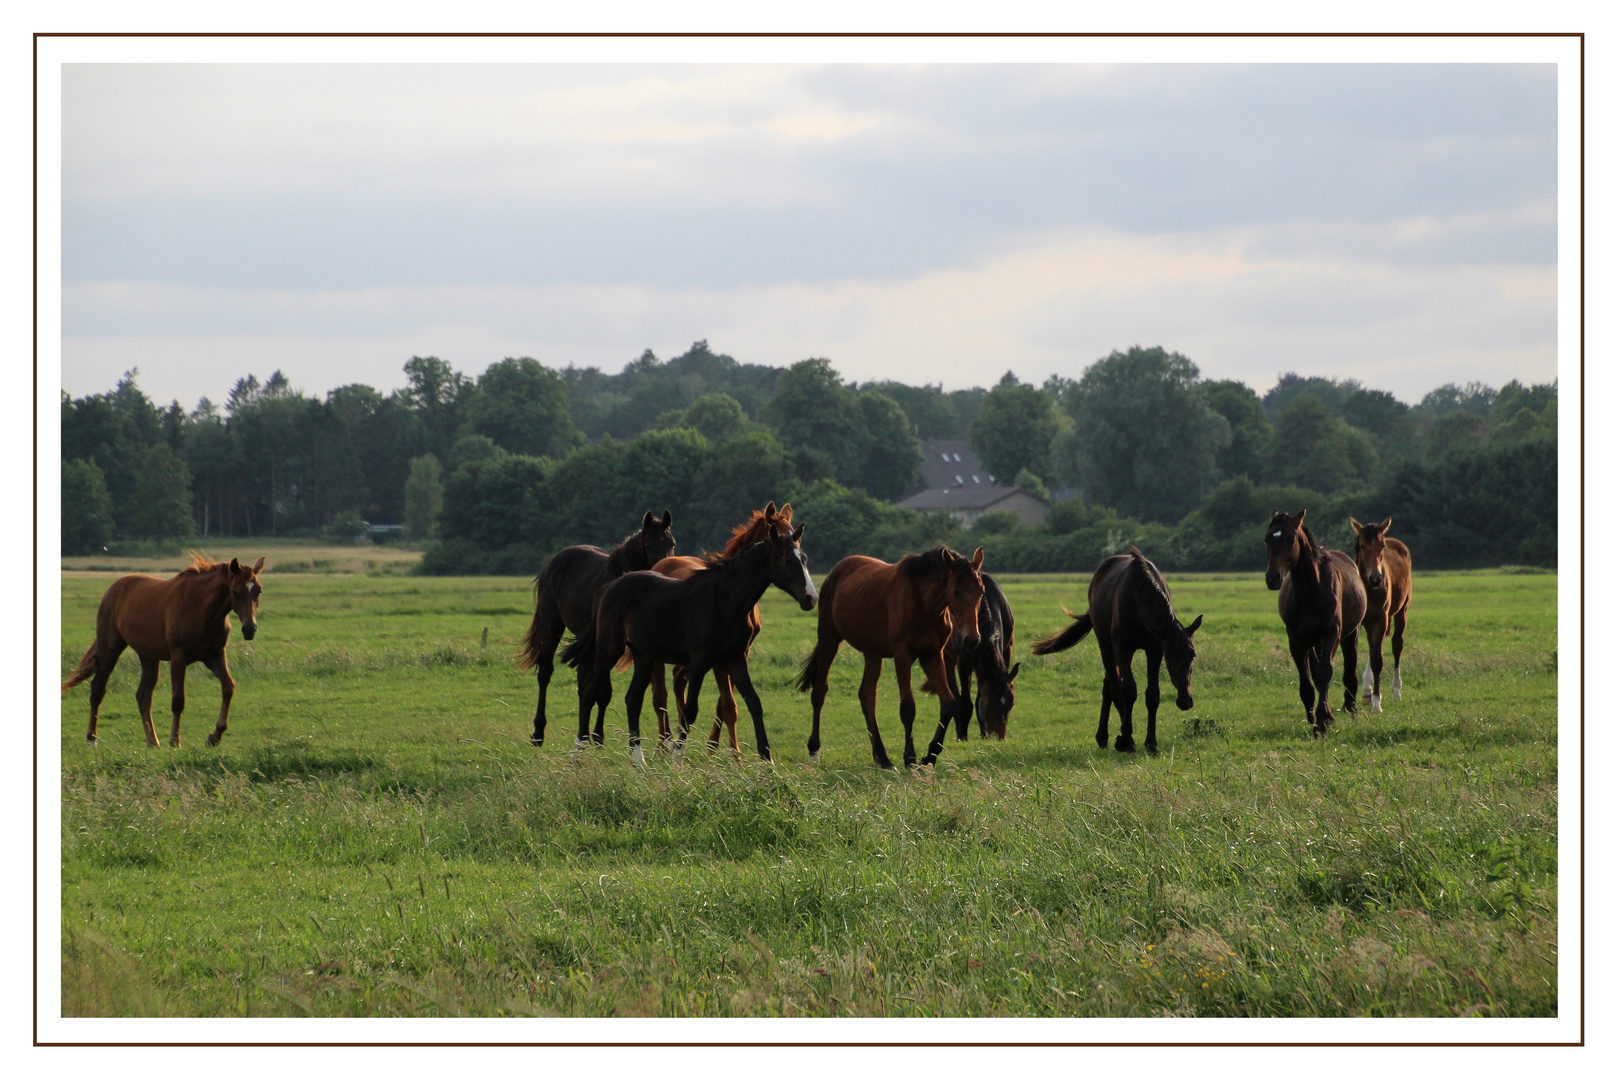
(59, 62, 1557, 409)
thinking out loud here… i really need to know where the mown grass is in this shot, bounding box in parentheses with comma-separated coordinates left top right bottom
(59, 568, 1557, 1018)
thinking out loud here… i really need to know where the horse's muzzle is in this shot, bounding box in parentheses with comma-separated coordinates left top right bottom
(799, 595, 816, 611)
(1368, 572, 1385, 589)
(241, 624, 257, 641)
(1177, 691, 1194, 711)
(1264, 570, 1282, 591)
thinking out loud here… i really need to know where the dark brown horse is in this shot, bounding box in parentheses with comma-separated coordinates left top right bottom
(1031, 547, 1201, 755)
(1351, 516, 1412, 712)
(62, 554, 266, 748)
(797, 546, 985, 770)
(518, 511, 675, 746)
(648, 504, 796, 753)
(1263, 509, 1367, 737)
(937, 571, 1019, 741)
(568, 503, 816, 763)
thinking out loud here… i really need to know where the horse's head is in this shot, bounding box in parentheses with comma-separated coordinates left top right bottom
(976, 660, 1020, 740)
(945, 547, 986, 652)
(1351, 516, 1393, 590)
(725, 502, 795, 556)
(227, 557, 266, 640)
(1165, 614, 1203, 710)
(1263, 509, 1308, 590)
(639, 509, 676, 565)
(762, 502, 817, 611)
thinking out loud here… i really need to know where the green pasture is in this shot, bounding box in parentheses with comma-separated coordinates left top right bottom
(59, 567, 1558, 1018)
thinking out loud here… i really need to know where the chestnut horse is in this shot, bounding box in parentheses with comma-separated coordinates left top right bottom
(1031, 547, 1201, 755)
(796, 546, 985, 770)
(518, 511, 676, 747)
(1351, 516, 1412, 713)
(567, 503, 816, 763)
(1263, 509, 1366, 737)
(648, 504, 796, 753)
(62, 555, 266, 748)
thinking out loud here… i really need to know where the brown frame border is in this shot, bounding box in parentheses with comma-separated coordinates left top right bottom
(34, 29, 1581, 1049)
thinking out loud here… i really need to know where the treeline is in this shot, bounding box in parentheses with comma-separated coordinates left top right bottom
(60, 340, 1556, 573)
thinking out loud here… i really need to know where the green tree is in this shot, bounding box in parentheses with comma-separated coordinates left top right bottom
(763, 359, 866, 487)
(125, 442, 196, 541)
(613, 427, 710, 534)
(461, 357, 581, 458)
(968, 375, 1063, 484)
(1200, 379, 1272, 481)
(682, 392, 750, 443)
(689, 428, 799, 550)
(62, 458, 115, 555)
(1265, 394, 1379, 492)
(857, 391, 924, 499)
(859, 381, 964, 439)
(404, 454, 444, 541)
(1052, 346, 1230, 524)
(1013, 468, 1050, 499)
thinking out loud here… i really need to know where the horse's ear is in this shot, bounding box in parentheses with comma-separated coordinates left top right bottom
(1185, 614, 1203, 636)
(1378, 517, 1392, 534)
(642, 511, 655, 529)
(971, 546, 984, 571)
(1292, 509, 1307, 527)
(251, 557, 265, 574)
(661, 509, 672, 529)
(764, 501, 777, 521)
(779, 503, 792, 522)
(790, 523, 804, 543)
(229, 558, 240, 575)
(1350, 517, 1363, 533)
(1008, 661, 1021, 682)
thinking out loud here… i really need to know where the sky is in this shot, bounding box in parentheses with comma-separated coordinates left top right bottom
(59, 62, 1558, 409)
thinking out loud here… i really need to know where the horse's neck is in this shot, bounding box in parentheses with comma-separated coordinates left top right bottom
(188, 571, 232, 618)
(1288, 544, 1334, 604)
(607, 537, 644, 576)
(713, 544, 774, 614)
(1132, 566, 1180, 644)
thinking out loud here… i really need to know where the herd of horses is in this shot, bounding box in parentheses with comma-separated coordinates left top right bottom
(62, 502, 1413, 768)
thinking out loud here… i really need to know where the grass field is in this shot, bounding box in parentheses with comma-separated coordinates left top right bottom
(58, 563, 1558, 1018)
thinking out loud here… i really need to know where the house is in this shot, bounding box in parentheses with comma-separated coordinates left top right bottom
(895, 439, 1050, 527)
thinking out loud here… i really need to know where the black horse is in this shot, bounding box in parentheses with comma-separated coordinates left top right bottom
(1032, 547, 1202, 755)
(1263, 509, 1366, 737)
(567, 504, 817, 763)
(518, 510, 675, 746)
(938, 572, 1019, 741)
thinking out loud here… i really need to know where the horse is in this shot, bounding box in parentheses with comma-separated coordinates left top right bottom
(935, 571, 1019, 741)
(61, 555, 266, 748)
(1262, 509, 1367, 737)
(1031, 547, 1201, 755)
(796, 546, 986, 770)
(647, 504, 797, 753)
(518, 510, 676, 747)
(1350, 516, 1412, 713)
(566, 503, 816, 764)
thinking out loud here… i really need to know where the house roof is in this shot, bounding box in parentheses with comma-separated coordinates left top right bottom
(898, 440, 1049, 511)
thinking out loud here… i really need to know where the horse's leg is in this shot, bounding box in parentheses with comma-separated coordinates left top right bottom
(858, 653, 891, 770)
(919, 650, 958, 766)
(134, 657, 161, 749)
(529, 612, 564, 747)
(893, 651, 924, 768)
(168, 654, 188, 748)
(1339, 622, 1359, 717)
(1143, 642, 1163, 756)
(1112, 645, 1139, 754)
(947, 654, 971, 741)
(1391, 605, 1408, 701)
(624, 664, 652, 767)
(1289, 634, 1315, 730)
(1311, 631, 1338, 735)
(675, 662, 710, 761)
(1363, 614, 1386, 713)
(202, 653, 235, 746)
(723, 660, 771, 763)
(1094, 634, 1115, 749)
(711, 672, 740, 756)
(805, 635, 842, 763)
(86, 636, 126, 744)
(652, 663, 671, 746)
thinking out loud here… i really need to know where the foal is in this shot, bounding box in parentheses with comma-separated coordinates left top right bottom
(1263, 509, 1367, 737)
(938, 571, 1019, 741)
(1351, 516, 1412, 712)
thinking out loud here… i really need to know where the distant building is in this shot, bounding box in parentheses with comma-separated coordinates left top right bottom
(895, 439, 1050, 527)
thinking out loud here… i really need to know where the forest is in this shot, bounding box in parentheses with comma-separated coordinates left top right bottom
(60, 341, 1558, 573)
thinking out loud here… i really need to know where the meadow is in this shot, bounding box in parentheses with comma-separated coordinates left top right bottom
(58, 558, 1558, 1019)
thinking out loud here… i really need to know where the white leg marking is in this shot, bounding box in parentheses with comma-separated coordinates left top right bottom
(1360, 660, 1373, 700)
(1392, 667, 1403, 701)
(1369, 693, 1382, 714)
(809, 751, 820, 765)
(631, 743, 645, 768)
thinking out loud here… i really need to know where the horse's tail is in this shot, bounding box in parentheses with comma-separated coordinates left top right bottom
(62, 640, 98, 691)
(516, 572, 549, 670)
(1032, 609, 1092, 656)
(795, 648, 820, 693)
(559, 633, 591, 671)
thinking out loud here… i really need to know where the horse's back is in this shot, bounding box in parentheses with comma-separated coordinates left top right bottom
(651, 555, 706, 580)
(1327, 550, 1368, 633)
(823, 555, 901, 654)
(100, 573, 186, 659)
(537, 544, 614, 630)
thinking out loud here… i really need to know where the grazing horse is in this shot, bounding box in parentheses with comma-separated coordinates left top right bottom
(797, 546, 986, 770)
(648, 504, 797, 753)
(62, 555, 266, 748)
(1031, 547, 1201, 755)
(568, 503, 816, 763)
(1263, 509, 1367, 737)
(935, 571, 1019, 741)
(1351, 516, 1412, 713)
(518, 511, 676, 747)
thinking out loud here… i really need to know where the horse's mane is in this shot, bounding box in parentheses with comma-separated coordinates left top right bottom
(720, 504, 793, 558)
(898, 546, 967, 579)
(1298, 522, 1326, 559)
(180, 551, 223, 575)
(1126, 547, 1184, 644)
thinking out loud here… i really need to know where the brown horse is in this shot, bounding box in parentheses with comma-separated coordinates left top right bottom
(796, 546, 986, 770)
(648, 504, 796, 753)
(61, 555, 266, 748)
(1031, 547, 1201, 755)
(1351, 516, 1412, 713)
(518, 511, 676, 747)
(1263, 509, 1367, 737)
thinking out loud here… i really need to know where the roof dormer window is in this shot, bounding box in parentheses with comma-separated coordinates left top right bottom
(972, 475, 979, 483)
(940, 453, 950, 462)
(955, 474, 964, 485)
(953, 453, 961, 462)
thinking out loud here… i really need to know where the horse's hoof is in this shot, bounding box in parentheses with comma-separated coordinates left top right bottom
(1145, 742, 1158, 757)
(1095, 734, 1109, 749)
(1369, 694, 1382, 714)
(631, 745, 646, 768)
(808, 751, 820, 764)
(920, 755, 938, 767)
(1114, 736, 1136, 753)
